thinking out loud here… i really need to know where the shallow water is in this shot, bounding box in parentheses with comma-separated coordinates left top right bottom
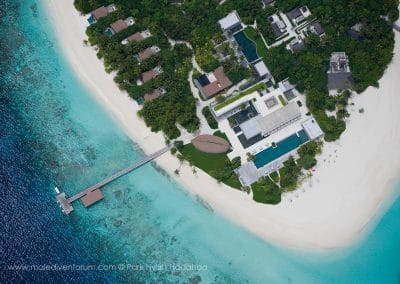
(1, 1, 400, 283)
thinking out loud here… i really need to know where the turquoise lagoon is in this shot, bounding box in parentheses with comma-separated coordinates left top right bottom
(1, 1, 400, 283)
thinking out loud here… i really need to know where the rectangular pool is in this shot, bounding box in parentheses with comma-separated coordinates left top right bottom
(254, 130, 309, 168)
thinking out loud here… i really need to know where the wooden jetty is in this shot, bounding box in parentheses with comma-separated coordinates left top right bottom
(56, 146, 170, 214)
(394, 23, 400, 32)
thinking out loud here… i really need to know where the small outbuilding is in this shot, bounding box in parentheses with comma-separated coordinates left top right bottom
(191, 135, 230, 154)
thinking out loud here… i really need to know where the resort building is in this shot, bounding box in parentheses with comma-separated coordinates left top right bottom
(286, 6, 311, 26)
(240, 102, 301, 140)
(105, 17, 135, 36)
(269, 14, 287, 38)
(218, 11, 243, 33)
(87, 4, 116, 24)
(138, 66, 163, 85)
(253, 60, 272, 80)
(302, 118, 324, 140)
(348, 23, 363, 40)
(262, 0, 275, 7)
(279, 79, 298, 102)
(327, 52, 354, 95)
(143, 88, 166, 102)
(121, 29, 152, 45)
(191, 135, 231, 154)
(309, 21, 325, 38)
(136, 46, 161, 62)
(287, 37, 305, 53)
(195, 67, 233, 100)
(235, 116, 323, 186)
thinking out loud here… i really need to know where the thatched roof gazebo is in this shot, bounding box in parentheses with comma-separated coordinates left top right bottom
(191, 135, 230, 154)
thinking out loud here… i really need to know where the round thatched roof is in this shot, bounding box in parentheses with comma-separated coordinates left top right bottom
(191, 135, 230, 154)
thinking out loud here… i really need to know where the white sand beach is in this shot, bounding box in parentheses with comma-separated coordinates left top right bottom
(45, 0, 400, 250)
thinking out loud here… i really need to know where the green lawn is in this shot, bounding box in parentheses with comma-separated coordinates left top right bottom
(251, 178, 281, 204)
(214, 82, 266, 111)
(278, 95, 287, 106)
(244, 27, 269, 60)
(269, 171, 280, 183)
(180, 144, 241, 189)
(202, 106, 218, 129)
(213, 130, 231, 145)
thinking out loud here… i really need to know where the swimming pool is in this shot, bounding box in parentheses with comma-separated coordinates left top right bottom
(254, 130, 309, 168)
(104, 27, 114, 37)
(234, 31, 259, 62)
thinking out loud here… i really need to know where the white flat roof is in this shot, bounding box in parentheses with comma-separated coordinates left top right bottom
(207, 72, 217, 82)
(253, 61, 270, 77)
(302, 118, 324, 140)
(257, 102, 301, 135)
(240, 102, 301, 139)
(219, 11, 241, 30)
(240, 116, 262, 139)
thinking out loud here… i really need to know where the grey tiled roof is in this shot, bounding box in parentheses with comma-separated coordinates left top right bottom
(327, 72, 354, 90)
(286, 8, 302, 20)
(311, 21, 325, 35)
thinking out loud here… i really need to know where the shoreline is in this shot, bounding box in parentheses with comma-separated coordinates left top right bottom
(45, 0, 400, 250)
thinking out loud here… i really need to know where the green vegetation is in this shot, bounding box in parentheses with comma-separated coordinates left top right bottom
(214, 82, 266, 111)
(195, 42, 220, 72)
(251, 177, 281, 204)
(264, 0, 398, 141)
(269, 171, 280, 183)
(278, 95, 287, 106)
(243, 27, 269, 59)
(180, 144, 241, 189)
(222, 60, 254, 85)
(202, 106, 218, 129)
(255, 12, 277, 45)
(74, 0, 397, 142)
(213, 130, 231, 146)
(251, 140, 321, 204)
(279, 157, 301, 191)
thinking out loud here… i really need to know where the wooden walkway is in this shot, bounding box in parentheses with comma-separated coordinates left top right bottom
(56, 146, 170, 214)
(394, 24, 400, 32)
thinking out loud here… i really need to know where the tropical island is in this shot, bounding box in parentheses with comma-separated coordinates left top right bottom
(71, 0, 399, 205)
(44, 0, 400, 249)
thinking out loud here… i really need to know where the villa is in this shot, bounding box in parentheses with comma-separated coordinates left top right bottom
(309, 21, 325, 38)
(327, 52, 354, 95)
(288, 37, 305, 53)
(236, 117, 323, 186)
(138, 66, 163, 85)
(279, 79, 298, 102)
(240, 102, 301, 140)
(253, 60, 272, 80)
(105, 17, 135, 36)
(218, 10, 243, 33)
(87, 4, 116, 24)
(195, 67, 233, 100)
(302, 118, 324, 140)
(348, 23, 364, 40)
(144, 88, 166, 101)
(262, 0, 275, 7)
(286, 6, 311, 26)
(122, 29, 152, 45)
(136, 46, 161, 62)
(269, 14, 287, 38)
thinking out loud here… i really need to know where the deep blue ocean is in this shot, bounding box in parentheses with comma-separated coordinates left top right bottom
(1, 1, 400, 283)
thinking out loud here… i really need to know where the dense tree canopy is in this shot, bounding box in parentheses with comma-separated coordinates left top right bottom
(74, 0, 398, 140)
